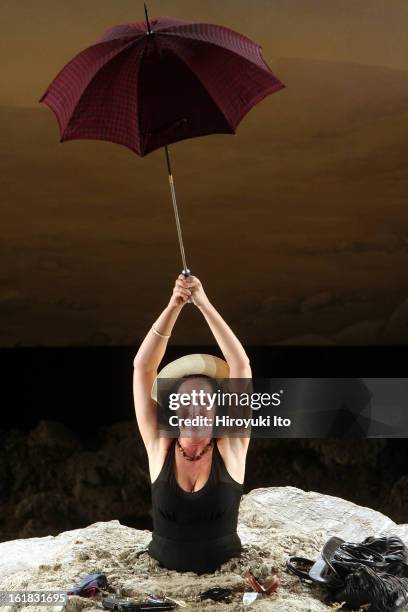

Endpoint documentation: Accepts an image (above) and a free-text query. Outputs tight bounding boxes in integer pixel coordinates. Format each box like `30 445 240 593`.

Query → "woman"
133 274 252 574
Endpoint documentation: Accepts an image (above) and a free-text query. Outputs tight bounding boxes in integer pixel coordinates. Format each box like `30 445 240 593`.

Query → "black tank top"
148 438 244 574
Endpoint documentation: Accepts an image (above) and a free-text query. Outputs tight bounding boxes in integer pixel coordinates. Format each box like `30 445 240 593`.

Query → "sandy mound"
0 486 407 611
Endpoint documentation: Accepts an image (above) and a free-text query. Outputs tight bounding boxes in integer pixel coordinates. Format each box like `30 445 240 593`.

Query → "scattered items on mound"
0 487 407 611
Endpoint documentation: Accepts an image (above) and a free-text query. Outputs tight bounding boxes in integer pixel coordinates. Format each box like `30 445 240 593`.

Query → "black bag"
287 535 408 611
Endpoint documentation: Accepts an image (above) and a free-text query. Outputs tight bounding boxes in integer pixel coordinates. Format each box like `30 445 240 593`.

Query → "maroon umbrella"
39 5 284 275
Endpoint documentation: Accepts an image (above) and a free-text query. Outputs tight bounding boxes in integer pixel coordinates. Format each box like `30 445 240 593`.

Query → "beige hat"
151 353 229 402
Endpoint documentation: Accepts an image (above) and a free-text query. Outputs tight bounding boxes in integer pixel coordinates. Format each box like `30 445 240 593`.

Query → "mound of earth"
0 486 407 611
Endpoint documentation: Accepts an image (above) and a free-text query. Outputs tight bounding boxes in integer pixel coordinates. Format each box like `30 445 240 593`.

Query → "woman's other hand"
169 274 192 308
187 275 209 308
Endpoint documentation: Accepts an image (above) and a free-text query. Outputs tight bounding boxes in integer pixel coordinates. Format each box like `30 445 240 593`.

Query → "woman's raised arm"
133 274 191 449
188 275 252 462
187 276 252 379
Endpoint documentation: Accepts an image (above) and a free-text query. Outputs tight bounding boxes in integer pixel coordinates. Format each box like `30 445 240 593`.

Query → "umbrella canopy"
39 10 284 275
39 15 284 156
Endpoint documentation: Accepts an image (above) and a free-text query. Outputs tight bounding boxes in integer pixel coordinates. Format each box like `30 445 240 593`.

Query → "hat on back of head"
151 353 229 403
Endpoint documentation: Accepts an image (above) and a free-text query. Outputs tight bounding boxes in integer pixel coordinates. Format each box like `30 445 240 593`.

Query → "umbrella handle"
181 268 192 303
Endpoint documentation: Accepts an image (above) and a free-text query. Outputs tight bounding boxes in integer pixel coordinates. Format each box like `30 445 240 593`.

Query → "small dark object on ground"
199 587 232 603
102 595 177 611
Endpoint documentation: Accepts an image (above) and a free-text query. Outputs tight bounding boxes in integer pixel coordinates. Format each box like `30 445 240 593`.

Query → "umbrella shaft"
168 172 188 273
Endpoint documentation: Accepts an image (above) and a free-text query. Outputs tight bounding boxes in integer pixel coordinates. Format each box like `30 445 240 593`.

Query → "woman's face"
174 377 216 438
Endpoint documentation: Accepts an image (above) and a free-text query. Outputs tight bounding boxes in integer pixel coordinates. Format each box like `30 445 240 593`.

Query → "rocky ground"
0 487 407 611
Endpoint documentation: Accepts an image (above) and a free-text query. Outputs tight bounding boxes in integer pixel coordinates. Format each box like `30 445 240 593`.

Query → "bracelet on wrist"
151 326 171 339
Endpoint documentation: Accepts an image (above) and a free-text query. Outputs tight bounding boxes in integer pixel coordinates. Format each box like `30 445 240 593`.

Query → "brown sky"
1 0 408 347
1 0 408 107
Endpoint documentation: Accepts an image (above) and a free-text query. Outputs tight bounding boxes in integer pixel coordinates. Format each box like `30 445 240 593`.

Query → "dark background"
2 345 408 429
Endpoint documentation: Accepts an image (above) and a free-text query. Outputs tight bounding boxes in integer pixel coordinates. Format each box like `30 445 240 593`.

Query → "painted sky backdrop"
2 0 408 106
1 1 408 347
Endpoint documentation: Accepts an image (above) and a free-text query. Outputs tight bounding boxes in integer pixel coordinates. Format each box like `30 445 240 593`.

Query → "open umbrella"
39 5 284 275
